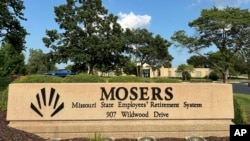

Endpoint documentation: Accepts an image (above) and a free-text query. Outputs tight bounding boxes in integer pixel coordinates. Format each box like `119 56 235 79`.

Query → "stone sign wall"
7 83 234 139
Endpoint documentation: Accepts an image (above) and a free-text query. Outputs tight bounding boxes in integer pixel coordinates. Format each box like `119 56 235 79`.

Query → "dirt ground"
0 110 230 141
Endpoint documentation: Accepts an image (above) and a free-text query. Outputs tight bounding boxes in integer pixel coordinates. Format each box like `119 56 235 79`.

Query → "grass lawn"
234 93 250 110
234 93 250 123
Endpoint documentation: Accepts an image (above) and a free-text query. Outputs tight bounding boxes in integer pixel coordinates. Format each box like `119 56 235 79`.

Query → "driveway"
232 82 250 94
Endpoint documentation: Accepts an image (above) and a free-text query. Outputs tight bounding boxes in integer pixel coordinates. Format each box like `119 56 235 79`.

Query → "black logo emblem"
30 88 64 117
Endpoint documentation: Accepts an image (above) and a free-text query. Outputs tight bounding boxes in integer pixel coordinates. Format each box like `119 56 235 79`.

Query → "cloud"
188 0 201 8
117 12 151 29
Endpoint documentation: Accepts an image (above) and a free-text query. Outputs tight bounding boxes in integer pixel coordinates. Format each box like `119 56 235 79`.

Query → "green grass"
234 93 250 111
233 93 250 124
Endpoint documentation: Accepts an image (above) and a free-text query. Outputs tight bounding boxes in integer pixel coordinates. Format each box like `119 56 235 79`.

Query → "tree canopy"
43 0 125 74
176 64 194 81
26 49 56 74
0 0 28 52
171 7 250 83
187 53 245 78
43 0 173 76
187 55 210 68
0 43 25 76
0 0 28 77
125 28 173 77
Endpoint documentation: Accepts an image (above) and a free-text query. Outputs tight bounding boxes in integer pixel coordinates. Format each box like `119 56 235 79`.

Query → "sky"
21 0 250 69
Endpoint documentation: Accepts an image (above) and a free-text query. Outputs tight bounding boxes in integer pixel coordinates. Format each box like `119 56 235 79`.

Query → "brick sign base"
7 83 234 139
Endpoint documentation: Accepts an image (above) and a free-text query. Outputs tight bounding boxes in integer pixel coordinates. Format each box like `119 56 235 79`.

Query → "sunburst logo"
30 88 64 117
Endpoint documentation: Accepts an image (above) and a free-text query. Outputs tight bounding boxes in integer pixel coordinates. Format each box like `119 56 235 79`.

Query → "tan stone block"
7 83 234 139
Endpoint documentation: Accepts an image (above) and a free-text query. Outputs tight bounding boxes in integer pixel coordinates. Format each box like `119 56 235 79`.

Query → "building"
96 63 212 78
142 64 212 78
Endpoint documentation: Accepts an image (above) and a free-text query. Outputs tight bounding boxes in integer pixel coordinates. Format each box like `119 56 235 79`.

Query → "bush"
209 71 219 81
88 133 105 141
153 77 180 83
108 76 151 83
190 79 212 82
0 77 13 91
62 74 106 83
182 71 191 81
0 88 8 110
233 97 248 124
13 75 63 83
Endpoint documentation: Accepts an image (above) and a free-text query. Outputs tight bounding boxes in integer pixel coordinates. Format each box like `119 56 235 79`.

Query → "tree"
237 48 250 78
125 28 154 77
122 56 137 75
0 43 25 76
26 49 56 74
126 28 172 77
0 0 28 52
148 35 173 77
0 0 28 77
69 63 88 73
187 55 210 68
176 64 194 81
208 51 240 77
43 0 125 74
171 7 250 83
188 52 246 78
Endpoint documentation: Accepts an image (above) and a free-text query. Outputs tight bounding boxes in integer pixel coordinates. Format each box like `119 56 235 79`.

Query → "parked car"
45 69 76 77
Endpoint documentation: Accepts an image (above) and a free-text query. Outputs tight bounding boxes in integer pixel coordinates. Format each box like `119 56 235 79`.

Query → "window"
168 71 172 77
195 71 201 77
206 71 210 76
175 72 182 77
158 70 161 77
143 69 150 78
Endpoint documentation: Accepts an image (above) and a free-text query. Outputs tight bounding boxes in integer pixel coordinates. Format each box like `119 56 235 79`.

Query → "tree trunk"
88 64 94 75
223 66 229 83
140 62 144 77
136 65 140 77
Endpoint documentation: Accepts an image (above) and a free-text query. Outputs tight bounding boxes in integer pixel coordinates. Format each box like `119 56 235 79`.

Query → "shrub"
88 133 105 141
114 68 122 76
233 97 248 124
13 75 63 83
189 79 212 82
0 88 8 110
182 71 191 81
108 76 151 83
209 71 219 81
0 77 13 91
62 74 106 83
153 77 180 83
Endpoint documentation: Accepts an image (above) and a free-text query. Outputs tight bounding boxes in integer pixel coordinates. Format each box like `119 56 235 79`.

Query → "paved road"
232 83 250 94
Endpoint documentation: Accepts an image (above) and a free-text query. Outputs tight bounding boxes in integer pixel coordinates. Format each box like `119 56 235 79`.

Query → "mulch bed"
0 110 44 141
0 109 229 141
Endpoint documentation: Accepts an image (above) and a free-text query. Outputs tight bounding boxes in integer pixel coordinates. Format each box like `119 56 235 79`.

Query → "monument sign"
7 83 234 139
